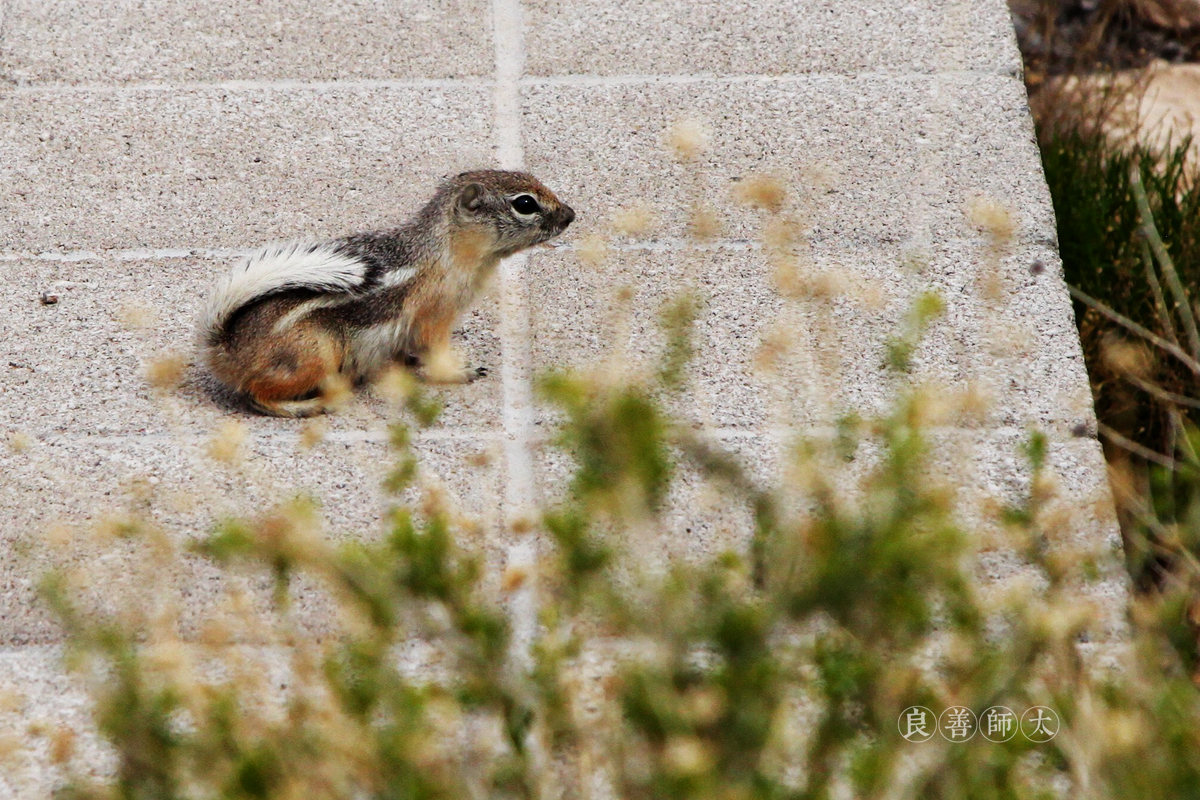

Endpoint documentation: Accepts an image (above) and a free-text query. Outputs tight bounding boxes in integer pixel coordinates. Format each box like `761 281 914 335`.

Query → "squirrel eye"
510 194 541 215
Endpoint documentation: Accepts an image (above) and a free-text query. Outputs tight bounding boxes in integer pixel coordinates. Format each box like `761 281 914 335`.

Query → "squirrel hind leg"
235 338 347 417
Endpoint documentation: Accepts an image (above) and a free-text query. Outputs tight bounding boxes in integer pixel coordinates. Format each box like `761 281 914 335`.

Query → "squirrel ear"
458 183 486 212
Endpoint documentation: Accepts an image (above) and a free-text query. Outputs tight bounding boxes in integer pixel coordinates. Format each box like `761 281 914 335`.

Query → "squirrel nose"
560 205 575 227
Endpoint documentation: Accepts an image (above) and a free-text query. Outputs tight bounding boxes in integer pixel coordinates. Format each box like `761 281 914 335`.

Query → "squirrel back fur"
200 170 574 417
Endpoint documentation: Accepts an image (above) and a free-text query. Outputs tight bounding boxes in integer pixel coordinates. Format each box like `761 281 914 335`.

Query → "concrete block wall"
0 0 1126 794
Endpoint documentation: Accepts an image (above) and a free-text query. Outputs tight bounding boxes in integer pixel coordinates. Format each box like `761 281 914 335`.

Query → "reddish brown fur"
243 352 327 402
209 315 345 415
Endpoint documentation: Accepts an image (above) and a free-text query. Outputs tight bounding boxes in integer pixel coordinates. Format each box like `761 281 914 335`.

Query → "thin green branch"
1131 167 1200 361
1141 237 1180 349
1171 408 1200 466
1068 284 1200 378
1098 422 1179 470
1122 373 1200 410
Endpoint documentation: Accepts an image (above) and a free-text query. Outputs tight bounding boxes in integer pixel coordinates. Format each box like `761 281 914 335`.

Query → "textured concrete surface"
523 0 1019 75
0 0 1126 795
0 87 495 249
1 0 493 83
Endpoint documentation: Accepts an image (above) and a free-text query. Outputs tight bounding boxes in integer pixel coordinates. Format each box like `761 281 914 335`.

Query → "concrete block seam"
19 426 1107 452
2 77 493 95
0 235 1062 264
0 69 1029 97
492 0 539 669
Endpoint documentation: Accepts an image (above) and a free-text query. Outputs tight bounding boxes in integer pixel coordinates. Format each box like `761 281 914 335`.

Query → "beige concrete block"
525 240 1093 433
924 75 1059 246
526 246 785 429
1 0 492 84
931 429 1129 644
0 646 107 799
532 429 780 573
524 0 1020 77
0 87 494 250
0 641 452 799
532 410 1125 644
909 242 1098 434
521 78 931 250
0 433 503 644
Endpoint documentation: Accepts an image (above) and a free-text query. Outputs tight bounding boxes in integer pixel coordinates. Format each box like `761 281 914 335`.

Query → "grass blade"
1122 373 1200 410
1068 284 1200 378
1131 167 1200 361
1141 237 1181 349
1098 422 1179 470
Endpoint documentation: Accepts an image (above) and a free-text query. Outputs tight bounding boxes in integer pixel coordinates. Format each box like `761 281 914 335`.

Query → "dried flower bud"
1101 337 1153 379
143 353 187 390
688 204 723 241
662 736 714 776
684 687 725 725
117 302 158 330
375 364 416 402
754 327 790 373
508 514 537 535
979 270 1005 303
966 196 1016 243
576 234 610 266
0 690 23 714
809 269 848 299
207 420 247 464
665 118 711 161
734 174 786 212
320 373 353 410
612 203 657 237
0 735 22 766
770 254 809 298
501 564 529 592
299 418 327 450
762 216 805 251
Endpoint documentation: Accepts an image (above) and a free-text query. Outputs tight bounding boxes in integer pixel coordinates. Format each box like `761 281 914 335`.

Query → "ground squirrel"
200 170 575 417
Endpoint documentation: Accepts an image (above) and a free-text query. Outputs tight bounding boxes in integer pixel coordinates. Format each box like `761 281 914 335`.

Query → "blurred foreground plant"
30 158 1200 800
36 306 1200 800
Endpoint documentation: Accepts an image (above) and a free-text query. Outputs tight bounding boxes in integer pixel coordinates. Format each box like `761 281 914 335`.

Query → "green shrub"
33 287 1200 800
26 126 1200 799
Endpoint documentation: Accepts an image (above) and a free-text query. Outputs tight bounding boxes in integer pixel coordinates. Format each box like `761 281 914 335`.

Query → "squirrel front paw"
425 363 486 384
420 345 487 384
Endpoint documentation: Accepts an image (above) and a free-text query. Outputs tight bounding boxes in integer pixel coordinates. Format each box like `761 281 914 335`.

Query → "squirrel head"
445 170 575 257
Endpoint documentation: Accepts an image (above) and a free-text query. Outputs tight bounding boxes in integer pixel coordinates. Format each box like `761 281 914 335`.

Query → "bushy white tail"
200 241 368 344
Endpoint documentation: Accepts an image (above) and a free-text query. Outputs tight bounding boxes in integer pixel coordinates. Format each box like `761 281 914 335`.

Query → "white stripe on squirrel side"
199 241 369 342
